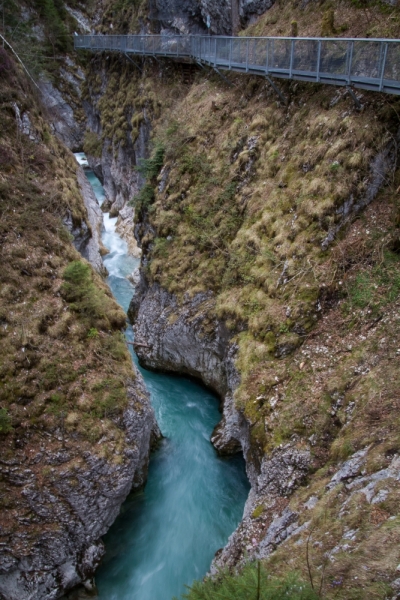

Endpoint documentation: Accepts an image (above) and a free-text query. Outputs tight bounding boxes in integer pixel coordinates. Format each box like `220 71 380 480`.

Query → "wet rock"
84 85 149 255
211 442 310 569
128 277 256 484
116 205 142 258
127 267 141 285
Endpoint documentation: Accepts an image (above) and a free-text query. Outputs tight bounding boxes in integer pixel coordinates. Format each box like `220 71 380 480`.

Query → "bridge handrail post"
265 39 269 74
316 39 321 82
246 38 249 72
289 39 294 78
214 37 217 66
229 37 233 69
379 42 389 92
347 40 354 85
191 35 195 59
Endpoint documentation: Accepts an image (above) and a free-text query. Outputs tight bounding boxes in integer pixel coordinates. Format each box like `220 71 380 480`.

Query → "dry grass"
82 3 400 593
243 0 400 40
0 54 140 543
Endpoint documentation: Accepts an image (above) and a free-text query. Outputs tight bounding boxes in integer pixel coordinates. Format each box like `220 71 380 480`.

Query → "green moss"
252 504 265 519
0 408 12 434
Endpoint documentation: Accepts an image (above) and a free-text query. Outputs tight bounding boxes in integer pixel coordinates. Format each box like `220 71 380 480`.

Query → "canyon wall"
0 46 160 600
83 12 400 590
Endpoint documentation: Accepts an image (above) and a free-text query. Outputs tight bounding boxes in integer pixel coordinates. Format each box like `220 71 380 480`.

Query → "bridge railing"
191 35 400 94
74 34 192 57
74 34 400 95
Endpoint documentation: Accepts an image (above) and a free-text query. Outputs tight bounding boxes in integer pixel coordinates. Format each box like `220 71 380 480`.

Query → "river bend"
75 154 249 600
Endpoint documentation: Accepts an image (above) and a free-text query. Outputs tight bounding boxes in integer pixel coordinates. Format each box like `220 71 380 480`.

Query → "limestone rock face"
151 0 276 35
240 0 275 23
128 271 314 569
83 81 148 257
64 165 107 275
116 205 142 258
40 78 84 152
0 376 160 600
211 442 311 570
151 0 206 34
129 282 230 395
128 277 257 485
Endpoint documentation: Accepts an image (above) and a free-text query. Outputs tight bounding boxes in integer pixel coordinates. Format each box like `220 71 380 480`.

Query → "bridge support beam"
124 53 142 73
346 86 363 110
265 76 287 105
211 66 233 87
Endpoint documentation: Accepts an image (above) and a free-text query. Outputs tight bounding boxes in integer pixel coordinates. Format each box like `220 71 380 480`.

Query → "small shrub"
0 408 12 434
136 143 165 181
132 144 165 212
0 48 12 74
83 130 102 158
321 8 336 37
131 183 155 211
61 260 125 330
179 562 318 600
252 504 265 519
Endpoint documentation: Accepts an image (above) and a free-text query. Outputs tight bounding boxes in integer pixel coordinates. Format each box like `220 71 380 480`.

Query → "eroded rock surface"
0 375 160 600
63 165 107 274
128 273 314 569
40 79 84 152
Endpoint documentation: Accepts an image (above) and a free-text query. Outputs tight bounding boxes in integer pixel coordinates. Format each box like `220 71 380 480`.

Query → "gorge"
81 159 249 600
1 0 400 599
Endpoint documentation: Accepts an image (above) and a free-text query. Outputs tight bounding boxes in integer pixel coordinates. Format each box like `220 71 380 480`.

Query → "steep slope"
80 1 400 596
0 0 94 151
0 50 159 600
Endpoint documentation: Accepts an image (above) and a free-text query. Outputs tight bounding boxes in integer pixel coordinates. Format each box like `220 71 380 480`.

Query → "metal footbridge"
74 34 400 96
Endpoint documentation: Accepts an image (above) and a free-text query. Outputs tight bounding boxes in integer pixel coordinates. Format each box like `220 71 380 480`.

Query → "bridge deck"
74 34 400 96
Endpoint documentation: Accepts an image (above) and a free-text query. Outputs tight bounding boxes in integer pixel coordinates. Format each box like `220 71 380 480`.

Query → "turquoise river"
75 154 249 600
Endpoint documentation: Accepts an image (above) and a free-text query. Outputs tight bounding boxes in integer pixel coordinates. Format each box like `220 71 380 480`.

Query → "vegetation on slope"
81 1 400 597
179 562 317 600
0 49 140 546
243 0 400 39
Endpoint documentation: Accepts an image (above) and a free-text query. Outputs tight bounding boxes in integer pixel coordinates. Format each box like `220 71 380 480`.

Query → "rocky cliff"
3 0 400 596
0 45 160 600
83 1 400 590
0 377 159 600
95 0 275 35
81 56 152 256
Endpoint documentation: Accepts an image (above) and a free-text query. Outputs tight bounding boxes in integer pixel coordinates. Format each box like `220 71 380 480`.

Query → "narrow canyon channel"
74 154 250 600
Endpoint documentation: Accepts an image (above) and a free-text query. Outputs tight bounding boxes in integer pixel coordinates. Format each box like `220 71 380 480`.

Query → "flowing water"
75 154 249 600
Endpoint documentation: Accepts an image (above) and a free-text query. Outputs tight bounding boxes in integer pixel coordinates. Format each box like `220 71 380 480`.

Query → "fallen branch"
0 34 40 90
